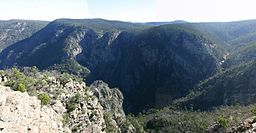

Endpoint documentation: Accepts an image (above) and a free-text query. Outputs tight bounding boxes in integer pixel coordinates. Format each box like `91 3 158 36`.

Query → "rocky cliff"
0 68 135 133
0 85 70 133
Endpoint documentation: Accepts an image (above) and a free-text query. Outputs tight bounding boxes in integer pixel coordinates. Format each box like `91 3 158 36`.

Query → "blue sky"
88 0 155 22
0 0 89 21
0 0 256 22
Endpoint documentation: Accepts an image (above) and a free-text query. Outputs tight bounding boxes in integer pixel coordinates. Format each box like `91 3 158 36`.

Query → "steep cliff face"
90 81 136 132
0 20 48 51
83 26 223 112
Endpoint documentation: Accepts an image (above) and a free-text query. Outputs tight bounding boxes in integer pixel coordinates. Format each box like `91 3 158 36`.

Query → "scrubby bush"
16 83 27 92
59 73 72 85
250 107 256 115
104 112 117 132
126 114 145 133
38 93 51 105
62 113 69 126
5 67 37 94
66 93 81 113
132 104 256 132
66 102 76 113
217 116 229 128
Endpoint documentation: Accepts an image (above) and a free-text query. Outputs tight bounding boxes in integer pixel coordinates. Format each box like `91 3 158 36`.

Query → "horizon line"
2 18 256 24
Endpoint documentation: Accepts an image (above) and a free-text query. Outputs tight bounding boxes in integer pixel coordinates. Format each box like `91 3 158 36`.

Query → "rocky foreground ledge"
0 68 136 133
207 116 256 133
0 85 69 132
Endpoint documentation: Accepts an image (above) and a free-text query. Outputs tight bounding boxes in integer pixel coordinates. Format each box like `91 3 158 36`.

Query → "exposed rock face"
91 80 124 114
0 85 70 133
0 68 135 133
90 81 135 133
60 79 106 132
57 79 135 133
84 28 221 113
228 116 256 133
206 116 256 133
206 124 226 133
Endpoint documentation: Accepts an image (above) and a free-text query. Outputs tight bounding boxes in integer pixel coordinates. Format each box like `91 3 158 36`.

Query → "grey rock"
0 85 70 133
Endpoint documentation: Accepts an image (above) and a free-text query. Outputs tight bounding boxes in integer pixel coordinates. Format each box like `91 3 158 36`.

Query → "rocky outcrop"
206 116 256 133
90 81 135 133
91 81 124 114
60 79 106 132
0 85 70 133
228 116 256 133
0 68 135 133
206 124 226 133
56 79 135 133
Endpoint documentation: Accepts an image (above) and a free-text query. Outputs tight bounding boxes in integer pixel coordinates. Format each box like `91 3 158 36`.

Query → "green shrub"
66 102 76 113
16 83 27 92
126 114 145 133
104 112 117 132
38 93 51 105
59 73 71 85
217 116 229 128
66 93 81 113
11 67 25 79
62 113 69 126
250 107 256 115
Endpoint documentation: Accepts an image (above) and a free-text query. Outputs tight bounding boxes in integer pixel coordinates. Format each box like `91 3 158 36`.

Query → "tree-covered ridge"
129 104 256 133
172 61 256 111
0 20 48 51
53 18 150 35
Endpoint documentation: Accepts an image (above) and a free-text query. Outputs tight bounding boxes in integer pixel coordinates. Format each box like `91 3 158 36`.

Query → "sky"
0 0 256 22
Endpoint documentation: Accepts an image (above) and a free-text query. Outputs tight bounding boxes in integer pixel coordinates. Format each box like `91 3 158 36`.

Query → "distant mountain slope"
222 42 256 68
144 20 188 26
170 20 256 70
0 20 48 51
0 19 149 69
0 19 224 113
175 61 256 110
53 18 150 34
184 20 256 51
